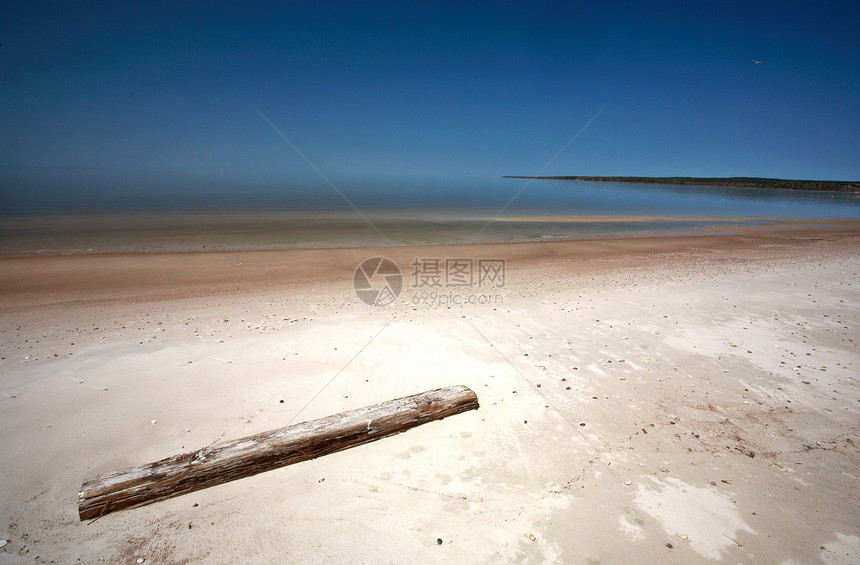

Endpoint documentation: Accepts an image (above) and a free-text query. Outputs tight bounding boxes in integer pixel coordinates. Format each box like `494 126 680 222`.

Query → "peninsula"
503 176 860 192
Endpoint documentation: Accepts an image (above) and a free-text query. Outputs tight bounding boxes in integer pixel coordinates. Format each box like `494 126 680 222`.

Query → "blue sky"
2 0 858 197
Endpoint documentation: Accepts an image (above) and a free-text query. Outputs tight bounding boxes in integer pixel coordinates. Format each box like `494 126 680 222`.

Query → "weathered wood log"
78 385 478 520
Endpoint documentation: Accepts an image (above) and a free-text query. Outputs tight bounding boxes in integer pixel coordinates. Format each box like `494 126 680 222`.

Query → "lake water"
1 175 857 253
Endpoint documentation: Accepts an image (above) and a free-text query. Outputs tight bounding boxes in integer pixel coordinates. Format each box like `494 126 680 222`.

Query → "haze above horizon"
1 1 858 206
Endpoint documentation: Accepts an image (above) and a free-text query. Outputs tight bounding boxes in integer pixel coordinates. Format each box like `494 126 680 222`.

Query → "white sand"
0 230 858 563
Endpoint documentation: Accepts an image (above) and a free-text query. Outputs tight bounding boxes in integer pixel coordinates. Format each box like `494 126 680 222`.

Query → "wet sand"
1 223 859 563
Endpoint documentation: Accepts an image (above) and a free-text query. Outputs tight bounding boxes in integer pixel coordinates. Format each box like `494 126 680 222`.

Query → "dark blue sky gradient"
2 0 858 200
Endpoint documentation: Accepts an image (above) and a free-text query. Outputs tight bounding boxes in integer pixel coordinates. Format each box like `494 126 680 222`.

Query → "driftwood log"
78 385 478 520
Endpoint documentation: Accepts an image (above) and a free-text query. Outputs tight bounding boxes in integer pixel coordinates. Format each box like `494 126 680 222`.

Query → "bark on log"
78 385 478 520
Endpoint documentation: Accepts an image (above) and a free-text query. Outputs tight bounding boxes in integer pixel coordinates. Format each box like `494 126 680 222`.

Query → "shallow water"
1 175 857 253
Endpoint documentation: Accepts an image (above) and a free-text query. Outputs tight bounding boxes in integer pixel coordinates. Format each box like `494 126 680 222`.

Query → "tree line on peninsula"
503 176 859 193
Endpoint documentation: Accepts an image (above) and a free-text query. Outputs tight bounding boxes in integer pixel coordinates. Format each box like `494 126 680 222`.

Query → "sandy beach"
1 223 859 563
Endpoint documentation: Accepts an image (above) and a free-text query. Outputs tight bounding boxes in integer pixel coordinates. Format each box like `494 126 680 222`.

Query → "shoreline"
2 222 859 310
3 213 858 256
2 217 858 256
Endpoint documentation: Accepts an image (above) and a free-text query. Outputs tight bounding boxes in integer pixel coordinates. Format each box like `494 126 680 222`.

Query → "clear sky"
2 0 858 199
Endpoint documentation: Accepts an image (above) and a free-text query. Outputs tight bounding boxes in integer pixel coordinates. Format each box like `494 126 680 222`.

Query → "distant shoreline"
503 176 860 193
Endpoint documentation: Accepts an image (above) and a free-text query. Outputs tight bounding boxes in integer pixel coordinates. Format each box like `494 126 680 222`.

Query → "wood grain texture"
78 385 479 520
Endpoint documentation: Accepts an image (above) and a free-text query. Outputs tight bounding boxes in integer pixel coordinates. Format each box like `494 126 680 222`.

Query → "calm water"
1 175 858 253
